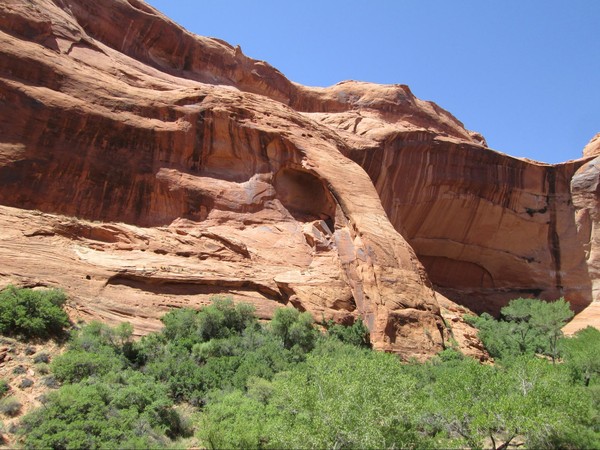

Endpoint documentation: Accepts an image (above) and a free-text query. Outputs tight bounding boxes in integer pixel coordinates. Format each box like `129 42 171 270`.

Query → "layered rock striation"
0 0 453 359
0 0 596 358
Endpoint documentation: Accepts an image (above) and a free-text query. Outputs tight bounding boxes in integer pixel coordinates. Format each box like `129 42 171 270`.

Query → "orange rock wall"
0 0 454 359
348 132 593 314
0 0 596 358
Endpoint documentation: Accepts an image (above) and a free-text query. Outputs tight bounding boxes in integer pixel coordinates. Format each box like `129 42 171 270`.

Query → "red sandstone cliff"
0 0 596 357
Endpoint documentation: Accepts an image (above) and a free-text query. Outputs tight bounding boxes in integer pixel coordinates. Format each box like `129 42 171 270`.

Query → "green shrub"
467 298 574 361
160 297 258 348
21 370 183 449
51 349 125 383
0 285 70 339
561 326 600 386
326 318 371 348
270 308 318 352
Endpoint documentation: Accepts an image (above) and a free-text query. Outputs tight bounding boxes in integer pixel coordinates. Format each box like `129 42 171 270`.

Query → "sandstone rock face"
583 133 600 158
346 135 592 315
0 0 454 359
0 0 595 360
567 153 600 333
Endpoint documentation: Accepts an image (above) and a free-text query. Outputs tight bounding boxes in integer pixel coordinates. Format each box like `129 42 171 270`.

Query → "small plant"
19 378 33 389
0 396 21 417
33 352 50 364
0 380 9 398
35 363 50 375
12 365 26 375
41 376 59 389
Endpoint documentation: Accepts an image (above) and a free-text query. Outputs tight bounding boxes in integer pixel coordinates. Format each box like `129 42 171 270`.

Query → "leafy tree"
467 298 574 361
500 298 543 355
270 342 430 448
416 355 598 449
529 298 574 362
0 285 69 339
269 308 318 353
464 313 514 359
21 370 184 449
561 326 600 386
326 318 371 348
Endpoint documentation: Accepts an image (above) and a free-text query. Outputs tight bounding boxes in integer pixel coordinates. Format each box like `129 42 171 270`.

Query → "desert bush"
51 349 125 384
21 370 183 449
270 307 318 352
326 318 371 348
0 396 21 417
33 352 50 364
19 378 33 389
35 363 50 375
41 375 60 389
0 285 69 339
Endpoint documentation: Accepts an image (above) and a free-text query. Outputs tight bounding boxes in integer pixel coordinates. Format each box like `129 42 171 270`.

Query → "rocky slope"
0 0 596 358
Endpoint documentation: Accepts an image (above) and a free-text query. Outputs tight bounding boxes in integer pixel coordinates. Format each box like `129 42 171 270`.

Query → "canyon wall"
0 0 453 359
347 133 592 315
0 0 596 358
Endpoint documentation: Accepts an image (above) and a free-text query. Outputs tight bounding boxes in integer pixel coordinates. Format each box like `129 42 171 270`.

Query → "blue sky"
145 1 599 164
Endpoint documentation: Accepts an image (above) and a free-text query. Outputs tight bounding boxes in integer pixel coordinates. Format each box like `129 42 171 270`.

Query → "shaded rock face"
0 0 595 358
347 134 592 315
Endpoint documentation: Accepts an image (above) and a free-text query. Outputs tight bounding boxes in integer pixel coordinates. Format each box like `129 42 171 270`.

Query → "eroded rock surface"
0 0 596 359
0 0 456 359
346 134 592 315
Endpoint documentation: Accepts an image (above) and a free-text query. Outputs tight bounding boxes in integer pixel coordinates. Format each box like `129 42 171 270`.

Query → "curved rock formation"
0 0 596 359
346 133 592 315
0 0 456 359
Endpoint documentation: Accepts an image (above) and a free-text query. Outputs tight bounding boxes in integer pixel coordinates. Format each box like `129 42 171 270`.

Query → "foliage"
561 326 600 386
160 297 258 349
0 285 70 339
413 355 598 449
325 318 371 348
0 380 8 398
141 321 295 403
503 297 573 362
199 390 267 449
199 339 431 449
269 307 318 353
466 297 574 361
21 370 185 449
18 293 599 449
51 349 125 384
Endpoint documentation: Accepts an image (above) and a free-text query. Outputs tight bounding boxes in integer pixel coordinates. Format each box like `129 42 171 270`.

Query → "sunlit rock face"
0 0 453 360
0 0 596 359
